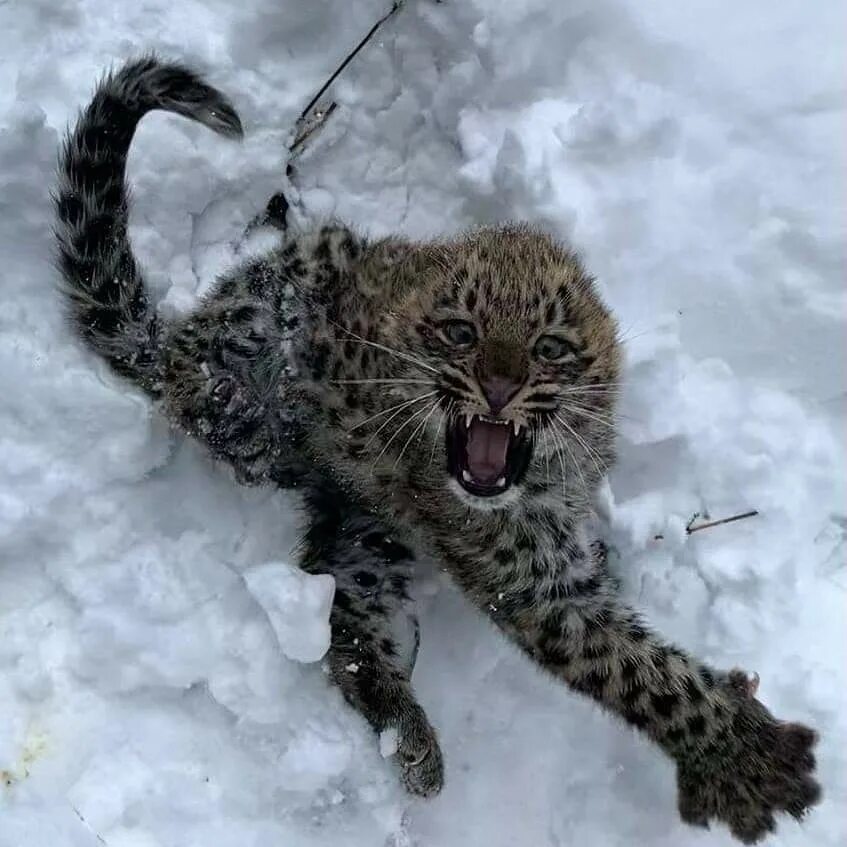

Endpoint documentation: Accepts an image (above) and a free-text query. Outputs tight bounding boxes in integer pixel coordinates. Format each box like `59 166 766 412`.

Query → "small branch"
71 805 108 845
687 510 759 535
652 509 760 541
290 102 338 156
289 1 404 155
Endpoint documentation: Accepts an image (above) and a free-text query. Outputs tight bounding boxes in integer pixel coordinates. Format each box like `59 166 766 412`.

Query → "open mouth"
446 414 532 497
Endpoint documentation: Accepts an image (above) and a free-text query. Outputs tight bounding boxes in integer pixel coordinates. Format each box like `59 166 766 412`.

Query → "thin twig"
687 510 759 535
289 1 404 154
71 805 108 845
290 102 338 155
653 509 760 541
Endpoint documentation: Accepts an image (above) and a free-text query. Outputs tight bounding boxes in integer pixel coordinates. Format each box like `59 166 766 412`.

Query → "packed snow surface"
0 1 844 845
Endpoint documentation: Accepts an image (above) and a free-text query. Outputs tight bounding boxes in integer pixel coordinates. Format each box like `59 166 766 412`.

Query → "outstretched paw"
394 708 444 798
676 670 821 844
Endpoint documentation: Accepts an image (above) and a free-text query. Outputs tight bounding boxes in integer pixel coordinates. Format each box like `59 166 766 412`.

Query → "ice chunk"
243 562 334 663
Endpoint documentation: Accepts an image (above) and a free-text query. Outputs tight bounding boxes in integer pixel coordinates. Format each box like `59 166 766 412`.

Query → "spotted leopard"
54 57 820 842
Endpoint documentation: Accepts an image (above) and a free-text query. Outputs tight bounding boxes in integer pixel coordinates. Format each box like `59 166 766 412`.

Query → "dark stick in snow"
289 1 405 155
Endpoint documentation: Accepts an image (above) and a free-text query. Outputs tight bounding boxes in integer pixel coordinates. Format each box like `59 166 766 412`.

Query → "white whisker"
332 378 433 385
557 384 624 395
394 400 439 469
541 425 551 485
428 400 452 467
348 391 437 433
554 414 606 480
559 403 617 430
330 321 438 374
371 403 435 468
547 425 571 498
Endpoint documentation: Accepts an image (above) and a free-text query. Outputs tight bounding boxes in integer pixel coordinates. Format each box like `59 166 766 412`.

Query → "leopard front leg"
162 291 306 487
480 546 820 843
300 479 444 797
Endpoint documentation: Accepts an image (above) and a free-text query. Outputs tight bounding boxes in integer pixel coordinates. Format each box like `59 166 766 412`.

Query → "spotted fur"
55 58 820 842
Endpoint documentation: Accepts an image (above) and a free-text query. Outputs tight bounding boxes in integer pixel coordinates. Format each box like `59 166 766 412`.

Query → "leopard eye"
534 334 572 361
440 319 477 348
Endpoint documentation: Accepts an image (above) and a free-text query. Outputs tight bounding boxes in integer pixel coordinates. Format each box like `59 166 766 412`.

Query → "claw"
402 743 431 768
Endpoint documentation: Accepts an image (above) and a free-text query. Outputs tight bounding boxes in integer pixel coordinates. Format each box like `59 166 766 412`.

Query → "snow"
243 563 335 664
0 0 844 845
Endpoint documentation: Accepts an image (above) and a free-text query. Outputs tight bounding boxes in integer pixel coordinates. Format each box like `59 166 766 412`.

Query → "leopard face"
333 225 621 512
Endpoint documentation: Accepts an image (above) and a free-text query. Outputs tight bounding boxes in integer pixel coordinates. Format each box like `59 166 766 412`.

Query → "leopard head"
337 225 621 512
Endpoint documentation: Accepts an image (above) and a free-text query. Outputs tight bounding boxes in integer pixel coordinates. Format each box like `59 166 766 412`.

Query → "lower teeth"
460 469 508 490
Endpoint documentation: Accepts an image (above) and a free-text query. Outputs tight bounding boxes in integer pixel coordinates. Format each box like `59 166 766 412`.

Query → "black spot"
666 726 684 745
313 238 331 261
515 528 535 552
684 676 705 705
687 714 707 737
621 655 640 683
287 258 306 279
493 548 511 566
651 691 679 719
524 391 553 406
651 646 669 671
339 232 358 258
540 641 571 667
623 707 649 729
440 371 471 394
621 680 644 708
465 288 477 311
545 302 557 324
308 341 331 380
582 640 610 661
354 571 378 588
573 668 608 700
501 586 537 615
380 638 396 656
572 576 601 596
334 590 352 610
540 609 566 638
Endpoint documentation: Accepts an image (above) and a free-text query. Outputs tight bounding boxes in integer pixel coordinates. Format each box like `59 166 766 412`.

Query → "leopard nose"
481 376 522 414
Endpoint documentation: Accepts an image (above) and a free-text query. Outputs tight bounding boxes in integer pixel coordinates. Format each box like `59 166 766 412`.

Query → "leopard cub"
55 57 820 841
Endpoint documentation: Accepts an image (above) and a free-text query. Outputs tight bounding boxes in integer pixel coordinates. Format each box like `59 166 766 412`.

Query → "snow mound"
0 0 843 845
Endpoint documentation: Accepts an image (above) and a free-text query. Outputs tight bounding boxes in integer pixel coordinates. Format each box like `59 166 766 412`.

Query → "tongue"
466 419 511 484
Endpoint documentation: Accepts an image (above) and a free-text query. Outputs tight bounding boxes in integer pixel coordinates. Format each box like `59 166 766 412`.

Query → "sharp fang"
496 476 507 487
462 470 472 482
465 414 474 429
513 421 521 436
